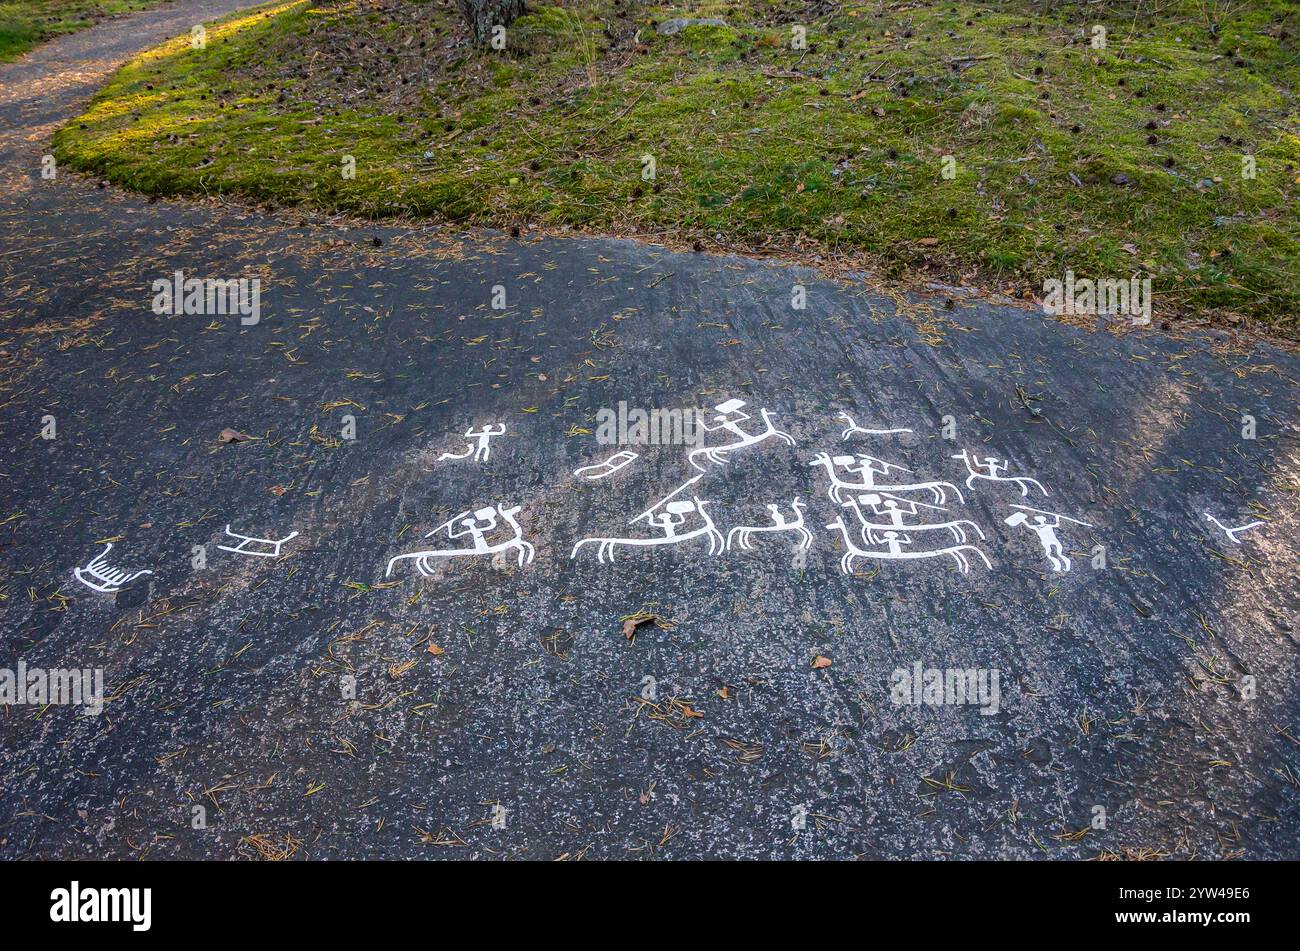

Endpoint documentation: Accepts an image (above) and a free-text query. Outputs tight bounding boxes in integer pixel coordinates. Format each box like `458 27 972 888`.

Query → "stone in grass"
656 17 728 36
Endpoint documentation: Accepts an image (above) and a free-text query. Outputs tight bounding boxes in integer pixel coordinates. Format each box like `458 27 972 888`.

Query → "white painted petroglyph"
1204 513 1264 545
951 449 1047 497
1004 505 1092 572
571 476 724 563
839 412 912 440
688 398 794 471
844 492 986 545
726 498 814 552
575 401 796 563
386 503 534 576
73 543 153 594
439 424 506 463
573 450 639 481
810 452 964 505
808 446 992 573
217 526 299 559
825 516 992 574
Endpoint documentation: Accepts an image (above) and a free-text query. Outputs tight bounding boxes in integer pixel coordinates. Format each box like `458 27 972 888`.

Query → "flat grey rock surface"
0 0 1296 860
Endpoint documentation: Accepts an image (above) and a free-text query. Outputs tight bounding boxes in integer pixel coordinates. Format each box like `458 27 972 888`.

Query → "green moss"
52 0 1300 333
513 5 576 35
680 24 739 53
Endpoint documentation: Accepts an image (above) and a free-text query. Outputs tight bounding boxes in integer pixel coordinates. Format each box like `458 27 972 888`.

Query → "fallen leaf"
917 237 939 246
620 610 677 642
623 616 652 640
680 704 703 718
427 643 444 655
812 655 833 669
269 485 288 497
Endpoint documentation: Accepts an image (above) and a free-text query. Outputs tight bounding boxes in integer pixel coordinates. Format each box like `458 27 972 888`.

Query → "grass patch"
53 0 1300 335
0 0 170 61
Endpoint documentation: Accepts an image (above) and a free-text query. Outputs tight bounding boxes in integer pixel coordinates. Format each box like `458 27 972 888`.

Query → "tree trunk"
457 0 527 43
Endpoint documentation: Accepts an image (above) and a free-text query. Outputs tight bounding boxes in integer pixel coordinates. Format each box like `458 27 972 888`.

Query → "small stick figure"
1004 505 1092 572
440 423 506 463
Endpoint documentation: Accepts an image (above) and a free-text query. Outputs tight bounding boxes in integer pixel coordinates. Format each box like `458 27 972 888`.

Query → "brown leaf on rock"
620 610 676 642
